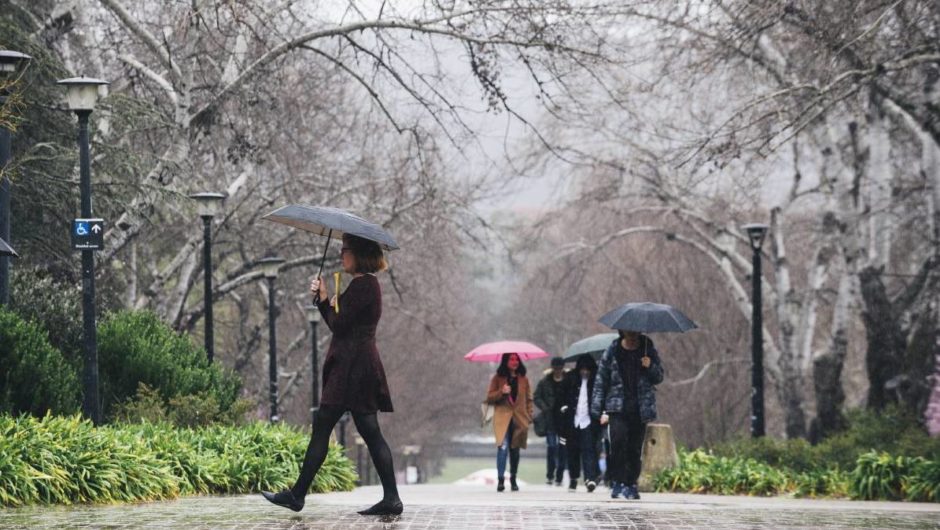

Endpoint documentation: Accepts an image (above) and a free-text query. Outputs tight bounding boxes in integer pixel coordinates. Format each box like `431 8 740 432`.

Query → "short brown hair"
343 233 388 273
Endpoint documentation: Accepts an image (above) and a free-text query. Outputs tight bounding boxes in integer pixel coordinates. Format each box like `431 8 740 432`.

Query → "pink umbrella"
464 341 550 362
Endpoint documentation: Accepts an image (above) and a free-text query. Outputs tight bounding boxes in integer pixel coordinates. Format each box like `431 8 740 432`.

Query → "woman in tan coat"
485 352 534 492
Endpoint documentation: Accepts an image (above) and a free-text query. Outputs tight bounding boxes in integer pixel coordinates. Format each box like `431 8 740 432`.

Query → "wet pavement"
1 484 938 529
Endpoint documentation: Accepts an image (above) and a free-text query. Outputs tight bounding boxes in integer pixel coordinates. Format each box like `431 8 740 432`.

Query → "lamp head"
0 50 31 76
57 76 109 111
189 192 226 218
742 223 769 251
257 256 286 279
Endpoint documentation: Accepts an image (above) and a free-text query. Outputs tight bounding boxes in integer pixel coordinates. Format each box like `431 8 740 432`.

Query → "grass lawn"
429 457 549 485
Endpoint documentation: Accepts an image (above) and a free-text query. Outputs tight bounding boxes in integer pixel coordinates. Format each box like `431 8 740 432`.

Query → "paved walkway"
1 484 939 529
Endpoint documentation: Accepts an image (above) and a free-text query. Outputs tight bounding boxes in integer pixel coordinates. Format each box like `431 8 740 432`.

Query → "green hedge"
0 415 356 507
710 408 940 472
654 449 938 501
0 308 79 416
97 310 242 420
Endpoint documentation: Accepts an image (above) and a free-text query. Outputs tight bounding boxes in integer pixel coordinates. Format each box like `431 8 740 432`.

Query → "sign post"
71 218 105 250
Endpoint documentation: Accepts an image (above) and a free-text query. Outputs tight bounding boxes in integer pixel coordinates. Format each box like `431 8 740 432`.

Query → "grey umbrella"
564 333 619 361
599 302 697 333
0 237 18 258
263 204 399 276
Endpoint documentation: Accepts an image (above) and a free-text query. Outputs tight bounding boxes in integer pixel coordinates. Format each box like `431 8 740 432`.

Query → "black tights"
291 405 399 502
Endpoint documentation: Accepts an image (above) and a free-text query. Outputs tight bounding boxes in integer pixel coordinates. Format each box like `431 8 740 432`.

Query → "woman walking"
485 352 533 492
262 234 402 515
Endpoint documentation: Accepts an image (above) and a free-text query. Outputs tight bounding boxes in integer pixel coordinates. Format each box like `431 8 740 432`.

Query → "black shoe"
262 490 304 512
510 476 519 491
554 480 562 487
586 480 597 493
568 479 577 492
624 484 640 500
497 478 505 492
546 479 553 485
358 499 404 516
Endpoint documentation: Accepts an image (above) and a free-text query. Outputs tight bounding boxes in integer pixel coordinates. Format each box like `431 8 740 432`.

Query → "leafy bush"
114 383 255 427
711 436 822 473
0 308 79 416
905 458 940 503
654 449 790 496
9 269 84 366
97 310 242 420
849 452 917 501
0 414 356 506
792 468 850 498
711 407 940 472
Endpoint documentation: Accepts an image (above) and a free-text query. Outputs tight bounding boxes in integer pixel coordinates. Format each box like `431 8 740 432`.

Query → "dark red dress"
317 274 393 413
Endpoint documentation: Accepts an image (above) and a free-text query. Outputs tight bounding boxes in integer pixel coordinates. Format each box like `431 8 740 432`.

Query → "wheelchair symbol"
75 223 89 236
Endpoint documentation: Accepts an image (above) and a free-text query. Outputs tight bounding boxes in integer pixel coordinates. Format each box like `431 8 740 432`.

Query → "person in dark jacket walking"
591 331 664 500
534 357 567 485
262 234 402 516
561 354 600 492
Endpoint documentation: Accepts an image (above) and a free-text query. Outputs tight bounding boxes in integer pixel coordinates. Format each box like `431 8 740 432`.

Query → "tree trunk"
810 269 852 442
859 266 906 409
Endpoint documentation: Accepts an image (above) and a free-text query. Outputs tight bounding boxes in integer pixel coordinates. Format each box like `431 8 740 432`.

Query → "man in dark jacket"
591 331 664 500
560 354 600 492
533 356 567 485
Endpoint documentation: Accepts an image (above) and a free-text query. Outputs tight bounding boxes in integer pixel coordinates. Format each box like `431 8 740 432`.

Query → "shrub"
820 407 940 465
711 436 822 473
905 458 940 503
0 414 356 506
114 383 255 427
653 449 789 496
710 407 940 473
849 452 920 501
0 308 79 416
793 468 850 498
97 310 241 419
8 268 84 367
111 383 167 424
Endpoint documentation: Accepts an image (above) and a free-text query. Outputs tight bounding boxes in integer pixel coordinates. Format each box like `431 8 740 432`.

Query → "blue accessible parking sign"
71 218 105 250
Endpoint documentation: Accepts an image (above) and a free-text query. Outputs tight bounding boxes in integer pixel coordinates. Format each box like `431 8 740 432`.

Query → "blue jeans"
567 425 599 482
496 421 520 479
545 431 566 482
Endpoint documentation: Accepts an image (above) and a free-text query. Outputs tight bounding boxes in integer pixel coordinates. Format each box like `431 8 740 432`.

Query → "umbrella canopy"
263 204 399 277
464 341 549 363
563 333 619 361
263 204 399 250
599 302 697 333
0 237 18 258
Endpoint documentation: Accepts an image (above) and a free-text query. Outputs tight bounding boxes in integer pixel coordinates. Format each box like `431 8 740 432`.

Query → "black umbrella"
262 204 399 277
563 333 619 361
599 302 697 333
0 237 17 258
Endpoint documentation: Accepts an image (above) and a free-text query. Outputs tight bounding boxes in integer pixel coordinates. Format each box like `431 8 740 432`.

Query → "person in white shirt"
559 354 600 492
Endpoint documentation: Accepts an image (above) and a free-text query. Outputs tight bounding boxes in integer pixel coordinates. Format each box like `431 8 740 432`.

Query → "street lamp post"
190 192 225 363
59 75 109 426
743 223 769 438
258 256 285 422
338 412 349 448
0 50 32 306
305 304 321 425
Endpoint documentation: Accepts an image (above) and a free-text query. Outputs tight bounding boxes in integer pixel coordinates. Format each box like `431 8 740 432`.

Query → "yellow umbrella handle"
333 272 341 313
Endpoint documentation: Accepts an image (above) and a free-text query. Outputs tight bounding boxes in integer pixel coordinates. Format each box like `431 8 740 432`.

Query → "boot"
497 477 505 492
261 490 304 512
357 498 404 516
510 476 519 491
